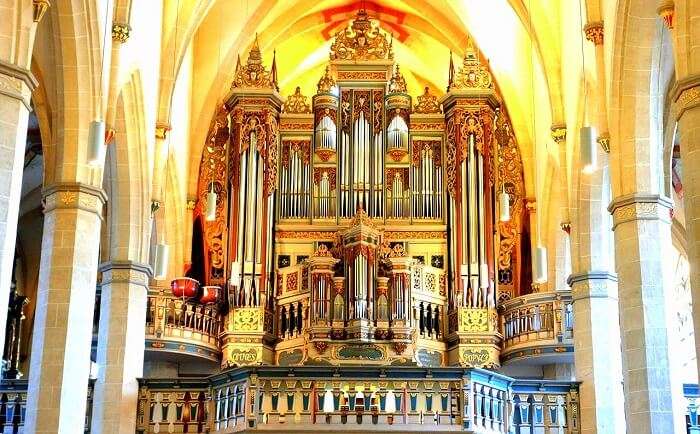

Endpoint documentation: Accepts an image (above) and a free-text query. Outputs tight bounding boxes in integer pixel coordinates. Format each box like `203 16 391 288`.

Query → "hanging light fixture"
498 188 510 221
533 245 547 283
578 0 597 174
580 125 597 174
206 182 217 221
154 243 170 279
87 120 106 166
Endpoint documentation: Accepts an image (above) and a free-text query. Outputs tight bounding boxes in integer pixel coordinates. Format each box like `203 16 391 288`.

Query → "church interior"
0 0 699 432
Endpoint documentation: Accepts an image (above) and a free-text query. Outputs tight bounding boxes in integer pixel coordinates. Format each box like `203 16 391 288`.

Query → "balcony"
0 378 94 432
499 291 574 365
145 290 222 363
136 366 581 433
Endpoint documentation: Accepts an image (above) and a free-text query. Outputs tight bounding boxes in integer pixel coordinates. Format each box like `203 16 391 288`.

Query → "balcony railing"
0 379 94 433
499 290 574 364
136 366 581 433
145 291 222 362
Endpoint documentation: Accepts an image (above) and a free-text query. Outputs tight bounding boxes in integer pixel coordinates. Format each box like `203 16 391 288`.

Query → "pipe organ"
194 10 526 370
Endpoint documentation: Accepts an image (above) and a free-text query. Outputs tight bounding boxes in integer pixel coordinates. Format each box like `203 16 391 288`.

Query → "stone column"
0 61 37 364
568 148 625 433
609 193 683 433
25 183 106 433
568 272 625 433
91 261 151 434
672 77 700 385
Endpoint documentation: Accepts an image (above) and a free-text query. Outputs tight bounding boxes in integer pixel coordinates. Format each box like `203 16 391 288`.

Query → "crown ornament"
388 65 407 94
317 66 336 94
448 37 493 91
283 87 311 113
231 34 277 90
413 87 441 114
329 9 393 61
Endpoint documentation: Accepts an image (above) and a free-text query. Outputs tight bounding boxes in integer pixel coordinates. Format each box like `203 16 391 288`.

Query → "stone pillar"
0 62 37 364
91 261 151 434
672 77 700 386
568 272 625 433
609 193 684 433
25 183 106 433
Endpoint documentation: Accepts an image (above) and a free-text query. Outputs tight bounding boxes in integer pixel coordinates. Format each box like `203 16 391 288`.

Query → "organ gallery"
191 10 527 369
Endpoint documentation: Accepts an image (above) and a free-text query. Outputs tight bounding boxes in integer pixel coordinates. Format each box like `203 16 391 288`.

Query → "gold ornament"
112 23 131 43
550 126 566 144
584 22 604 45
388 65 407 94
597 133 610 153
317 66 336 94
329 9 393 61
413 87 441 114
231 35 276 90
449 38 493 90
283 86 311 114
33 0 50 23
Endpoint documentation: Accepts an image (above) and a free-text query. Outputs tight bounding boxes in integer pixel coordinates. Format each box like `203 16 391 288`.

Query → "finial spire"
448 51 455 91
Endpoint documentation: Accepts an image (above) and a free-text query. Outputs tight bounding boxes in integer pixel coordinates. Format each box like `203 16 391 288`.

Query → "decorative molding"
550 125 566 144
567 271 618 301
155 123 171 140
42 182 107 216
607 194 672 229
583 21 604 45
0 59 38 109
98 261 152 289
112 23 131 43
33 0 50 23
657 1 675 30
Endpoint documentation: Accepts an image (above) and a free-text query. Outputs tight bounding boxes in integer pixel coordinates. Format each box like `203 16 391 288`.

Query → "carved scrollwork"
329 9 393 61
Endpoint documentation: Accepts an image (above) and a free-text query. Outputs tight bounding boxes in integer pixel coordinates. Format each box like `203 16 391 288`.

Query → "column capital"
155 122 171 140
42 182 107 217
98 261 152 289
0 59 38 110
583 21 604 45
657 1 674 30
607 193 672 230
550 124 567 144
671 74 700 119
111 23 131 43
567 271 618 301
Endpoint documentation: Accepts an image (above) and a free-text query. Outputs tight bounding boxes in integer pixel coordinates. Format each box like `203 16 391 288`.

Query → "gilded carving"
458 308 489 332
329 9 393 61
317 66 336 94
583 22 604 45
33 0 50 23
413 87 441 114
233 308 264 332
597 133 610 153
112 23 131 43
283 87 311 114
231 35 277 90
388 65 407 94
448 39 493 90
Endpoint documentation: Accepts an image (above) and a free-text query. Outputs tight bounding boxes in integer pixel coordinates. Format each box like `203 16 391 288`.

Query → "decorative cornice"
583 22 604 45
567 271 618 301
597 133 610 153
33 0 50 23
42 182 107 216
657 1 675 30
98 260 152 289
550 125 566 144
608 193 672 229
671 75 700 119
112 23 131 43
155 123 171 140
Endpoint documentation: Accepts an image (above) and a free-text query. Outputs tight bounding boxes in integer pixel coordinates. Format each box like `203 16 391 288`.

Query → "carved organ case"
195 10 526 370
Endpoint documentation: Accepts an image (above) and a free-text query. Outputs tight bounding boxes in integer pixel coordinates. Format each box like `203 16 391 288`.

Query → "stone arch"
103 72 151 263
608 0 667 196
46 0 106 185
